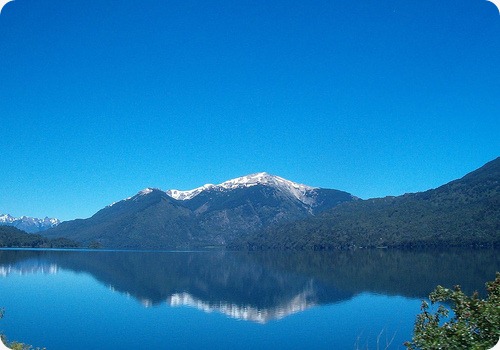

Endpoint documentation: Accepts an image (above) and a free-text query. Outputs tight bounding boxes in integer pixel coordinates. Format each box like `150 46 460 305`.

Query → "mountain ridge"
167 172 318 204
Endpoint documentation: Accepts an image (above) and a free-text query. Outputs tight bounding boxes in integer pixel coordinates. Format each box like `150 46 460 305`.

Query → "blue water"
0 249 498 349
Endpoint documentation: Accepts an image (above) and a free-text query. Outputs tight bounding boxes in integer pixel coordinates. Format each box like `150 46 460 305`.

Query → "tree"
405 272 500 350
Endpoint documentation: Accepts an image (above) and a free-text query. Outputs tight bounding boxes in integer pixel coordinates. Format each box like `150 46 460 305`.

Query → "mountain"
0 214 60 233
44 173 355 249
167 173 355 242
234 157 500 250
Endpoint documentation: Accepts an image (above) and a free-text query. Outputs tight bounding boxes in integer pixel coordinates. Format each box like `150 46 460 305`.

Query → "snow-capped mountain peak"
166 172 317 203
0 214 15 223
45 173 356 249
219 172 315 191
138 188 155 196
0 213 61 233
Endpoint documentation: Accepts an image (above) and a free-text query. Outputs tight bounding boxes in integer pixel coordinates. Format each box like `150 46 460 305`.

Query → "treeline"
0 225 79 248
231 157 500 250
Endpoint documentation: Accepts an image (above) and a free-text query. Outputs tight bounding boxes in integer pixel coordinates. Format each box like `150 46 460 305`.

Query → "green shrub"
405 272 500 350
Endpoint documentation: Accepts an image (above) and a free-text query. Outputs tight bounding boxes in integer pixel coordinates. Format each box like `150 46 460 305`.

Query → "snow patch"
166 172 317 204
167 184 215 201
138 188 154 196
0 214 15 223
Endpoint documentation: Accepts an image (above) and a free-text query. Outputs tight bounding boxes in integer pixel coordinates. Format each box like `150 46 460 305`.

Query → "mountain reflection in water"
0 248 498 323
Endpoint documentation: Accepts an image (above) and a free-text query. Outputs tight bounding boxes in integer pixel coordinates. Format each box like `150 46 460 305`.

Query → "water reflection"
0 256 59 276
167 279 318 323
0 248 498 323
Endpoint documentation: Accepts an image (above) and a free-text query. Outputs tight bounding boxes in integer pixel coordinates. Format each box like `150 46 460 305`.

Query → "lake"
0 248 498 349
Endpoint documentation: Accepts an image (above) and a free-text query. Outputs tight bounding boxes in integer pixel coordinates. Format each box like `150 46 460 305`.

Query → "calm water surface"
0 248 498 349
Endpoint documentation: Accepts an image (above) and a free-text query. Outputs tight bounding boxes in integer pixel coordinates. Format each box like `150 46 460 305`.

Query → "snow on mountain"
138 188 155 196
167 184 216 201
0 214 61 233
0 214 15 223
167 172 317 204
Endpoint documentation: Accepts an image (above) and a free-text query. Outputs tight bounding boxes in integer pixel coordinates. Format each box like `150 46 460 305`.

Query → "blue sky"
0 0 499 220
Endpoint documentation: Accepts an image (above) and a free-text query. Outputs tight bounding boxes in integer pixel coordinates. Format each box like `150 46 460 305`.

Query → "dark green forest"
0 226 79 248
232 157 500 250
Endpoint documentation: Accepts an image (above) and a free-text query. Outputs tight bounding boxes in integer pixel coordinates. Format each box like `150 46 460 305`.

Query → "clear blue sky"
1 0 499 220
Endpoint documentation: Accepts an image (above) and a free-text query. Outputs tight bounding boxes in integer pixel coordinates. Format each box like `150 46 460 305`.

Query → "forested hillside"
0 226 79 248
233 157 500 250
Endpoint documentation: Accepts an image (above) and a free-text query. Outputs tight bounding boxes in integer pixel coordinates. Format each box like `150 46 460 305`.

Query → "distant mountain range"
44 173 355 249
0 214 60 233
233 157 500 250
5 158 499 250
